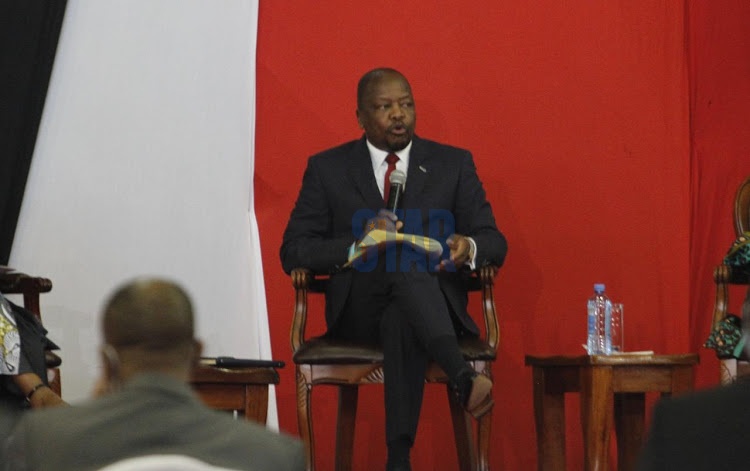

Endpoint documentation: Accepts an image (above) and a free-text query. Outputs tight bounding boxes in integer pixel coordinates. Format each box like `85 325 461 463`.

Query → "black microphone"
386 169 406 212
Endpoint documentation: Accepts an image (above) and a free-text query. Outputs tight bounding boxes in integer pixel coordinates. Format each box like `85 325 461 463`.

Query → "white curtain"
9 0 275 426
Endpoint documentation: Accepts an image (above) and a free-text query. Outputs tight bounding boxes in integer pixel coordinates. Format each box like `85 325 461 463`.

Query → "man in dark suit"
281 67 507 470
635 287 750 471
5 278 304 471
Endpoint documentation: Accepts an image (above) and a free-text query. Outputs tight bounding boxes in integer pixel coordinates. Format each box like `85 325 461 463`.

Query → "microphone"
386 169 406 212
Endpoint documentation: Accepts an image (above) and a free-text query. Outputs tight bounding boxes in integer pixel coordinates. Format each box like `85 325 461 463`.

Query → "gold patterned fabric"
0 294 21 375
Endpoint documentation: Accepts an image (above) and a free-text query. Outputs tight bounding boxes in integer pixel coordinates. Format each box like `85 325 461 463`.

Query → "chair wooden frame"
712 176 750 383
0 268 61 395
290 266 500 471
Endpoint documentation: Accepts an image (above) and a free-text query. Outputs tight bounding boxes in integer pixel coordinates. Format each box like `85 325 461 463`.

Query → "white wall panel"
9 0 275 426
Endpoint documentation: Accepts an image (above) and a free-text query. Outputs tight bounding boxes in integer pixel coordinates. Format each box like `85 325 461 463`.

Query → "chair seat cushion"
293 335 496 365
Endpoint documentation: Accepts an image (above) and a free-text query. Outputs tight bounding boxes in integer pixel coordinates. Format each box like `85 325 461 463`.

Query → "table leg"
614 392 645 471
244 384 269 423
580 366 613 471
532 367 566 471
669 365 695 396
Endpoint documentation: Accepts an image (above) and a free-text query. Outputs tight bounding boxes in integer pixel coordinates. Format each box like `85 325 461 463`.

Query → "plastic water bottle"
586 283 612 355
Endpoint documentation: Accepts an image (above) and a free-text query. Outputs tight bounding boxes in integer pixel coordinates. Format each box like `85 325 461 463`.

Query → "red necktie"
383 153 399 206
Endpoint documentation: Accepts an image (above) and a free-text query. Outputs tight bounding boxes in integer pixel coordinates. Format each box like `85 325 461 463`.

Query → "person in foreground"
5 278 304 471
635 287 750 471
281 67 507 470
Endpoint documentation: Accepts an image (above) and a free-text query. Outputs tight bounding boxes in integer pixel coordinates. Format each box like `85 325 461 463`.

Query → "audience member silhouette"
636 287 750 471
5 278 304 471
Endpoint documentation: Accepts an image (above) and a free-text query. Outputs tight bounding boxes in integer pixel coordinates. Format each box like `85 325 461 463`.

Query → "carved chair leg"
447 384 476 471
335 385 359 471
476 364 493 471
476 407 493 471
296 368 315 471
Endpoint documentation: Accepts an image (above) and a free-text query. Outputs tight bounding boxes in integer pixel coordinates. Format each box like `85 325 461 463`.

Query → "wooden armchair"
290 266 500 471
0 267 61 395
712 176 750 383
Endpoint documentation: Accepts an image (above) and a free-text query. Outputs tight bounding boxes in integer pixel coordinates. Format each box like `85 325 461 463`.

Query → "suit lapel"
345 136 432 210
346 137 384 210
404 136 429 207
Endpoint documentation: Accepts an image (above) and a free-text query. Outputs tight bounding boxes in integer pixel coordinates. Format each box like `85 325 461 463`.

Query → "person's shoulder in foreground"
12 388 304 471
637 289 750 471
5 277 304 471
635 378 750 471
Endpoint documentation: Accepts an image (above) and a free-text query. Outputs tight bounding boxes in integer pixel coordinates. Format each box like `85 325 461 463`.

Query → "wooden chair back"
734 175 750 235
712 176 750 383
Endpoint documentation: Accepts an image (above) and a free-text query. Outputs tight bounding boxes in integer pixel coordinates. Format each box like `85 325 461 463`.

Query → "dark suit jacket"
7 374 304 471
636 379 750 471
281 135 507 334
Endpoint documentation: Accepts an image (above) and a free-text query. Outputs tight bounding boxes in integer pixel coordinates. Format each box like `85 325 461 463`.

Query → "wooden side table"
524 353 699 471
190 365 280 424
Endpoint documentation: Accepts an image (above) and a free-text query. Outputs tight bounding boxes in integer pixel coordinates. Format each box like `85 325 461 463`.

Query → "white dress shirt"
367 140 411 199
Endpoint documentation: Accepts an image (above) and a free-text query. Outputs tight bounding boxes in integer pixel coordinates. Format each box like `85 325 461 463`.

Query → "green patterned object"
724 231 750 269
704 314 746 359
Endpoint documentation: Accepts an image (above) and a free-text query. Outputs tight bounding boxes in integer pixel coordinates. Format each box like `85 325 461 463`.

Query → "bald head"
356 67 412 111
102 278 198 375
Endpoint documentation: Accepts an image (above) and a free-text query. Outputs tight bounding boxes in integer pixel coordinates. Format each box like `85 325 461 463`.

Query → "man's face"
356 74 416 152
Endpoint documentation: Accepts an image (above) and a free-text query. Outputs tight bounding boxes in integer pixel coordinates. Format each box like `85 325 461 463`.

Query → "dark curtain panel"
0 1 67 265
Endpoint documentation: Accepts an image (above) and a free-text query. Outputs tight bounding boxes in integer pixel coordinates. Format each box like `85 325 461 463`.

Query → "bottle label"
587 294 612 355
586 301 597 354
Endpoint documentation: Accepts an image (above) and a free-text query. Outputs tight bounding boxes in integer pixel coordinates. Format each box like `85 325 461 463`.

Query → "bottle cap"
594 283 605 292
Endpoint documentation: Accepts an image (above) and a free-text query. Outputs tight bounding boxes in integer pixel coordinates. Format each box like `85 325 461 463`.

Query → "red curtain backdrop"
256 1 750 469
689 1 750 390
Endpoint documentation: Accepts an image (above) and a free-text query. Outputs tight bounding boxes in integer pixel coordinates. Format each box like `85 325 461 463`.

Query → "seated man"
281 67 507 470
5 278 304 471
635 286 750 471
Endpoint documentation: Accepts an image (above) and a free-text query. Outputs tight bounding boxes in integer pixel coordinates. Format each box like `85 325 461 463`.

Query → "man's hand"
364 209 403 235
435 234 472 272
13 373 68 408
347 210 404 266
30 385 67 408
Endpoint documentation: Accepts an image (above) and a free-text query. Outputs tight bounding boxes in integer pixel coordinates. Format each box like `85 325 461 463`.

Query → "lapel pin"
419 165 427 173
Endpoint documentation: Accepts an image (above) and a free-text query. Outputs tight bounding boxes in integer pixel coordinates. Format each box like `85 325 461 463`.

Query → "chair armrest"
290 269 311 353
289 266 500 352
476 265 500 350
0 271 52 320
713 264 750 330
290 269 330 353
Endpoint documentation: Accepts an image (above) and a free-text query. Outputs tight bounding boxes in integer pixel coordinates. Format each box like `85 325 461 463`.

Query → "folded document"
346 229 443 265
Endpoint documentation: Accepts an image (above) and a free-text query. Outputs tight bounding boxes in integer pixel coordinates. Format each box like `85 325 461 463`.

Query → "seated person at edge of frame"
280 67 507 470
4 278 304 471
0 291 66 423
635 287 750 471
